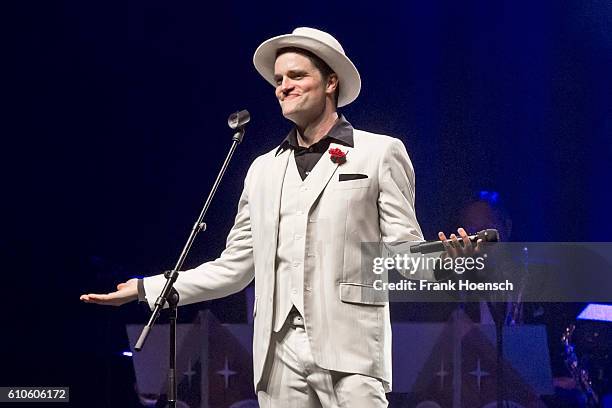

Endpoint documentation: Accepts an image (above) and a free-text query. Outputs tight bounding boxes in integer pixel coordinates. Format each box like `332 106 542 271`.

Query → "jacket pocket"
339 282 387 306
334 178 371 190
339 173 368 181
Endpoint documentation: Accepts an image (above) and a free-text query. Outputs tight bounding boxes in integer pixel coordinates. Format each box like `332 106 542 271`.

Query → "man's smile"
283 94 301 101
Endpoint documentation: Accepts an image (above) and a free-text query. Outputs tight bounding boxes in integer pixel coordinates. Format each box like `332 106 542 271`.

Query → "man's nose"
280 77 294 93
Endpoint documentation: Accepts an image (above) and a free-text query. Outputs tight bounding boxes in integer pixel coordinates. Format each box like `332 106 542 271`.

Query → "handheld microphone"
409 229 499 254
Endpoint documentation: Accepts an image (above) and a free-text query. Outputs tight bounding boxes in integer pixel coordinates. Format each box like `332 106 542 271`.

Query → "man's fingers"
80 294 96 303
439 232 454 252
82 293 107 301
80 292 121 306
458 228 470 247
79 294 101 301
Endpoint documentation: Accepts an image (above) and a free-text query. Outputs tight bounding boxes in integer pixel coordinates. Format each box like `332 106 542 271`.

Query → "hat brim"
253 34 361 108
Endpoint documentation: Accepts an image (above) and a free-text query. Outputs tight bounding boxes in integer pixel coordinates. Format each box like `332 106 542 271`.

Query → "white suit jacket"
143 128 424 392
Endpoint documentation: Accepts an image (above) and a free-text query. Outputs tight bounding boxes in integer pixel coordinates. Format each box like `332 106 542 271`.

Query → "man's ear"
326 73 339 95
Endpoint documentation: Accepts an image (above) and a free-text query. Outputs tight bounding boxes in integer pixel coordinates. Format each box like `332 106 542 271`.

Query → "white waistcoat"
273 152 308 331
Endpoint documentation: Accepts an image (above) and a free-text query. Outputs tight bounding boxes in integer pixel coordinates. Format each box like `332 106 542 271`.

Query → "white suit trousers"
257 316 388 408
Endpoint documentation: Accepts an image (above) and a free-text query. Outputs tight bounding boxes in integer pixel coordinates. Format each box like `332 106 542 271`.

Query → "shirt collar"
275 114 354 156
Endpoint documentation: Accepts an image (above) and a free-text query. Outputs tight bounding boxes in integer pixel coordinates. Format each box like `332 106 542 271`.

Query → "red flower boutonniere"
328 147 347 164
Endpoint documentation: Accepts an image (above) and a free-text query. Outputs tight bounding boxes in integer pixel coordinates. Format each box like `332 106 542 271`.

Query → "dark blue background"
3 1 611 405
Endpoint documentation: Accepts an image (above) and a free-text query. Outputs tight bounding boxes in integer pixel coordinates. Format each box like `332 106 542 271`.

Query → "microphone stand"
134 111 249 408
485 245 509 408
487 300 507 408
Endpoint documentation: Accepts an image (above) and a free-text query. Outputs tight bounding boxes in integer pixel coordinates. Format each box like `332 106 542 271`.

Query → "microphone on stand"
228 110 250 128
228 110 250 144
409 229 499 254
135 108 251 407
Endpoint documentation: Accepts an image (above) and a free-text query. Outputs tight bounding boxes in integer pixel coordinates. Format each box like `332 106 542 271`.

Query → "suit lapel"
304 142 352 210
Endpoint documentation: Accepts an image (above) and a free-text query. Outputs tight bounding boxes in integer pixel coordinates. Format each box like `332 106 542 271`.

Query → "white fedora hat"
253 27 361 108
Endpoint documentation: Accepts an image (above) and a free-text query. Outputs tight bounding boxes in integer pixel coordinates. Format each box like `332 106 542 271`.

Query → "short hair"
276 47 340 108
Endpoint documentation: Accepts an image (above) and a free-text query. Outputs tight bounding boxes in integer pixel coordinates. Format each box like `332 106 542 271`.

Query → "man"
81 27 473 407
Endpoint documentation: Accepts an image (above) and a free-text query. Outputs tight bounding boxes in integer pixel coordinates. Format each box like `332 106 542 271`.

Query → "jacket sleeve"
142 159 257 310
377 138 440 280
377 138 423 243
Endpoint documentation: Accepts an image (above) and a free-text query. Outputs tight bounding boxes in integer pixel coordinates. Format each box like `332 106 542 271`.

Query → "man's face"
273 52 329 125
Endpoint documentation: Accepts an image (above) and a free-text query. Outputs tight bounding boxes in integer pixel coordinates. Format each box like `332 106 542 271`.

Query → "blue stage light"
479 190 499 204
577 303 612 322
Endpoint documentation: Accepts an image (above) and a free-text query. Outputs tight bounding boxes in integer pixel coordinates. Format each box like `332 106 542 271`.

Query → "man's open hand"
438 227 482 258
80 278 139 306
